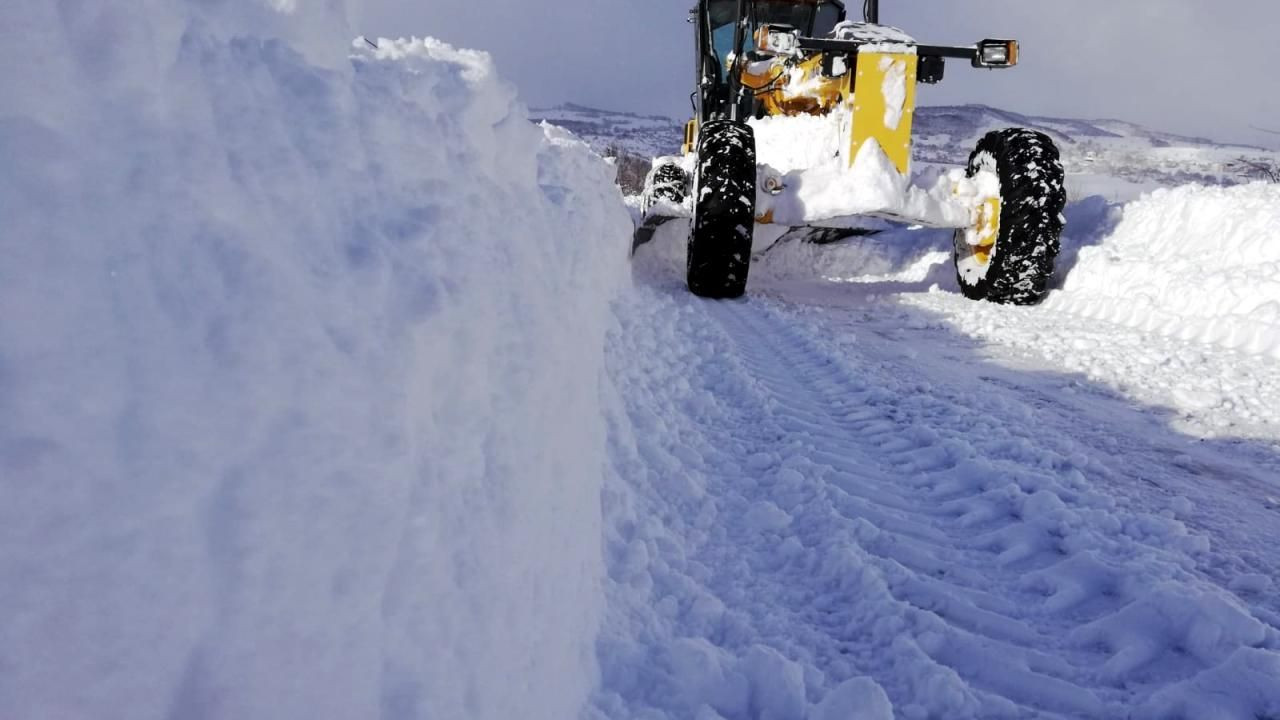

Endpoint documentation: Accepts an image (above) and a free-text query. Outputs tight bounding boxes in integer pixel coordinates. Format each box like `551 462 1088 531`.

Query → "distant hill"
913 105 1277 187
530 104 685 193
530 104 684 158
532 102 1280 193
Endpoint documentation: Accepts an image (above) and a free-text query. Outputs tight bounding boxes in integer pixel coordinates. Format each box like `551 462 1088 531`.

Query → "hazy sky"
357 1 1280 148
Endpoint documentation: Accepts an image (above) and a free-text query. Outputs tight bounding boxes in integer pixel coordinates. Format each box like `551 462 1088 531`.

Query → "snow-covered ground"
4 4 1280 719
606 186 1280 718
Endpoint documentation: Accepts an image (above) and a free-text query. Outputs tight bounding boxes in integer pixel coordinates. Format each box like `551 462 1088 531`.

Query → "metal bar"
796 37 867 52
796 37 979 63
915 44 979 61
728 0 749 121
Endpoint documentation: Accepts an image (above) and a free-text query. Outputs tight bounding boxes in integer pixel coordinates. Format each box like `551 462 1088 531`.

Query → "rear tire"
954 128 1065 305
688 120 756 299
642 161 688 212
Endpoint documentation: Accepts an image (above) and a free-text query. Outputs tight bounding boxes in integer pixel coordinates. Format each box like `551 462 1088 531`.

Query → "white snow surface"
7 5 1280 718
749 111 971 227
0 12 630 720
1047 183 1280 359
880 56 909 131
611 187 1280 717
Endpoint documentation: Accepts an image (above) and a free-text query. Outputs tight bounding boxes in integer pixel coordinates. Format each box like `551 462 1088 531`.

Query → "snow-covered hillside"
530 103 685 159
913 105 1280 197
0 6 630 719
537 103 1280 198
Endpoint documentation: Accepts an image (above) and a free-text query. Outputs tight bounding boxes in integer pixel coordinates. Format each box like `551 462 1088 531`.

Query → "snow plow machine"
635 0 1066 304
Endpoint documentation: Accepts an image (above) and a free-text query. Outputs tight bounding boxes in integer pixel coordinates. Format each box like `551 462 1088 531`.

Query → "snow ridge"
0 25 631 720
1048 183 1280 359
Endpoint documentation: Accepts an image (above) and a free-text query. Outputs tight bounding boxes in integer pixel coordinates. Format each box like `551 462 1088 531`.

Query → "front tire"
954 128 1065 305
688 120 756 299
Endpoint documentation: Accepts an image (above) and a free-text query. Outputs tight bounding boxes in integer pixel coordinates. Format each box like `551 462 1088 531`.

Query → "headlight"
974 39 1018 68
755 24 801 57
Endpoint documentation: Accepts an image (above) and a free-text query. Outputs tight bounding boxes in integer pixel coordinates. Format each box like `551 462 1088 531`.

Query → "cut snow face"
1048 183 1280 359
0 17 631 720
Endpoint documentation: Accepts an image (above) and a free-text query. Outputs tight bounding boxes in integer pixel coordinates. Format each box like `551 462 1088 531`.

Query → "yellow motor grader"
636 0 1065 304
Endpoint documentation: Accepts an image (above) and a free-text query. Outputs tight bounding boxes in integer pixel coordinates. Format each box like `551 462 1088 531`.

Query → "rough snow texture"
0 15 630 720
608 196 1280 718
1046 183 1280 359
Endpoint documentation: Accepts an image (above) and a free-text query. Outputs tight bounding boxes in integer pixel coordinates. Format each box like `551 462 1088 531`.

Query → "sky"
356 0 1280 148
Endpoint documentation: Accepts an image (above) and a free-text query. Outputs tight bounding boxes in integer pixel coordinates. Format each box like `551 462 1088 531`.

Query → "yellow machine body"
846 51 918 175
740 53 846 117
689 47 921 187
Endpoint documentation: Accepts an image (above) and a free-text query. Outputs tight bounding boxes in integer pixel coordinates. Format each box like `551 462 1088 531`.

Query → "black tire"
688 120 756 299
642 162 688 211
954 128 1065 305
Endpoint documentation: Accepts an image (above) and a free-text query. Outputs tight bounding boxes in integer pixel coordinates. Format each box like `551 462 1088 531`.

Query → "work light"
974 39 1019 68
756 24 802 57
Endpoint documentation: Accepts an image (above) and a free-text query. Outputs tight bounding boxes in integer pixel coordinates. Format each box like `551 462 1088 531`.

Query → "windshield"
708 0 845 80
755 1 822 31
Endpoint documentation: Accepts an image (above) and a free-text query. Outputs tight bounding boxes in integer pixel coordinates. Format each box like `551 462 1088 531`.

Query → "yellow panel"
742 54 846 117
681 119 698 156
848 51 918 174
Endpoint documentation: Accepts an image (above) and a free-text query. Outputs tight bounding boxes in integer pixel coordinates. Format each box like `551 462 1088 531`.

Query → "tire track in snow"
710 299 1115 717
597 287 1037 719
595 274 1280 719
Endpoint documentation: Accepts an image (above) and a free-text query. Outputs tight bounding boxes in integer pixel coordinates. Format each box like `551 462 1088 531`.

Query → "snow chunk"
741 645 807 720
813 677 894 720
1136 648 1280 720
1069 583 1269 682
1228 573 1272 594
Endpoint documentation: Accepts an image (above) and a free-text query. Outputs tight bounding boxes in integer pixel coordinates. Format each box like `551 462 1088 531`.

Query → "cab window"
708 1 845 80
814 2 843 36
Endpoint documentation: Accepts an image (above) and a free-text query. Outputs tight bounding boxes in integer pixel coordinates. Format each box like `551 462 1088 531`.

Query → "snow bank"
0 8 630 720
1048 183 1280 358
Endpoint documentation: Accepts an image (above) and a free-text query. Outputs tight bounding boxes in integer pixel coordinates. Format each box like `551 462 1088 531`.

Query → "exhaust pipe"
864 0 879 23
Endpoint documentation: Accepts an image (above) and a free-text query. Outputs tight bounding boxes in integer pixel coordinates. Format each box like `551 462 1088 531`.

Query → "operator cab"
707 0 846 81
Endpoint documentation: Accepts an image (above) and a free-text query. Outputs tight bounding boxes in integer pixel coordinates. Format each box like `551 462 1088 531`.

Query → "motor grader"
635 0 1066 304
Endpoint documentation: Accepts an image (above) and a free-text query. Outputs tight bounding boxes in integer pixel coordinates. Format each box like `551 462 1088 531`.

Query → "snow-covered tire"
688 120 756 299
643 162 687 212
954 129 1065 305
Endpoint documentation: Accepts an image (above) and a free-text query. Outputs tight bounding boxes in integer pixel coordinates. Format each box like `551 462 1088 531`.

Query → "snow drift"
0 5 630 719
1047 183 1280 359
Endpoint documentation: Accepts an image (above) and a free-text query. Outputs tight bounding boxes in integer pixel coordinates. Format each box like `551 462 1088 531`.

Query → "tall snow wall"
0 2 632 719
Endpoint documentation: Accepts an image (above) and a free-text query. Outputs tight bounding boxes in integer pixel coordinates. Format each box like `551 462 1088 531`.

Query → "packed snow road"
590 212 1280 719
